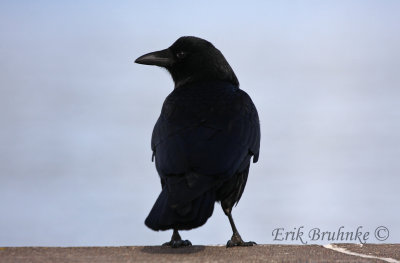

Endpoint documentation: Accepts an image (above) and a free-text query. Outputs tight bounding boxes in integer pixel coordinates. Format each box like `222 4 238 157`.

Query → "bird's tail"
145 174 217 231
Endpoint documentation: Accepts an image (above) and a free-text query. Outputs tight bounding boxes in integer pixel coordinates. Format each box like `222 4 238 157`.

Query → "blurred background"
0 1 399 246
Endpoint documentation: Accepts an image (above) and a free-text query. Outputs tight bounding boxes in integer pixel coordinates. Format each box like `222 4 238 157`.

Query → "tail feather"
145 186 216 231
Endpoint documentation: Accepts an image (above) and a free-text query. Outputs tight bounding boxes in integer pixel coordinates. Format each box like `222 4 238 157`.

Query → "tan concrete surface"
0 244 399 263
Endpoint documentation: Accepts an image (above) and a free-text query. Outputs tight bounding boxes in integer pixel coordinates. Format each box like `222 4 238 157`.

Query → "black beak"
135 48 174 67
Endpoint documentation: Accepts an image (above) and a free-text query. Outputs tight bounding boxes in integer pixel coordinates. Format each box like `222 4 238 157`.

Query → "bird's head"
135 36 239 88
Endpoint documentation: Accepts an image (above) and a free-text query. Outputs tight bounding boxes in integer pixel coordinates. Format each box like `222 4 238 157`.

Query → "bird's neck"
174 77 193 89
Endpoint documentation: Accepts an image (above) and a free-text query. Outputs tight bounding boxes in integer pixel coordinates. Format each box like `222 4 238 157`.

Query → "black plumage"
135 36 260 247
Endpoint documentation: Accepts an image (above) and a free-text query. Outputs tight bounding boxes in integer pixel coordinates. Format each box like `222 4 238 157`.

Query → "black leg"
223 207 256 248
162 229 192 248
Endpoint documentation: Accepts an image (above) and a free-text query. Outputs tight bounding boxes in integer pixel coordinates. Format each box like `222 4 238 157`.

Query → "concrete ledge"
1 244 399 263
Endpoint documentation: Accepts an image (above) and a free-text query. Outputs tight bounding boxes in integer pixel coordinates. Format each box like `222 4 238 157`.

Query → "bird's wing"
151 83 260 179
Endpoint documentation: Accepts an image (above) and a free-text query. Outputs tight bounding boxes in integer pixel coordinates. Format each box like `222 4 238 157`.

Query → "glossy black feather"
146 81 260 230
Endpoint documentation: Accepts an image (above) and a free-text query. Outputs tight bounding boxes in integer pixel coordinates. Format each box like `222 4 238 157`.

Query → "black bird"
135 36 260 247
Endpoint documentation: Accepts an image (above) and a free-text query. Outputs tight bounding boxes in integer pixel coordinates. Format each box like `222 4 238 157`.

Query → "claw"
226 240 256 248
163 239 192 248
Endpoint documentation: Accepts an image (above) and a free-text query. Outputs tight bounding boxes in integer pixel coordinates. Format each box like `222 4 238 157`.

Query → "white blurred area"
0 1 399 246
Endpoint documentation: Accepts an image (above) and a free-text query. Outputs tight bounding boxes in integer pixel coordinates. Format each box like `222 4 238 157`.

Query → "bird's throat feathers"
170 53 239 89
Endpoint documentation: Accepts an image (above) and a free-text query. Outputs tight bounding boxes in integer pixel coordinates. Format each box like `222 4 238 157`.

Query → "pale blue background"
0 1 399 246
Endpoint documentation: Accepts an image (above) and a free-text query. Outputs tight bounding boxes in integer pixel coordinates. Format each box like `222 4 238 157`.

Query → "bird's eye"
176 51 187 59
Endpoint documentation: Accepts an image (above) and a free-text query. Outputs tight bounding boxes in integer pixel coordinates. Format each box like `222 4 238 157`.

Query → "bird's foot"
226 232 256 248
226 240 256 247
162 239 192 248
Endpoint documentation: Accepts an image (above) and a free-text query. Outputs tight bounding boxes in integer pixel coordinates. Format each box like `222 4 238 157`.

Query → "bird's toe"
226 240 256 248
163 240 192 248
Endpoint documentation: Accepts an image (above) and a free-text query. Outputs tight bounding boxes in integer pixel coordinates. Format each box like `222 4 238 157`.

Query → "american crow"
135 36 260 247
